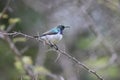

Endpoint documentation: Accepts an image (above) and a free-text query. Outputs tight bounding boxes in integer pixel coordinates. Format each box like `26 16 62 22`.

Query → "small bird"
34 25 69 48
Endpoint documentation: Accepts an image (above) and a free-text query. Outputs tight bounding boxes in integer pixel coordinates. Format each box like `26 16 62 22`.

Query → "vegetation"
0 0 120 80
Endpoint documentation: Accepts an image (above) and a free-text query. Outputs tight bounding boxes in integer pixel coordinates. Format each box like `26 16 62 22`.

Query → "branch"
81 0 117 64
0 31 104 80
56 49 103 80
0 0 11 19
0 31 35 79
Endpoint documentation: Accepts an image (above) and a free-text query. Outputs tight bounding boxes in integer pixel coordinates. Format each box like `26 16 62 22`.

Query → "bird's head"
50 25 70 34
57 25 70 31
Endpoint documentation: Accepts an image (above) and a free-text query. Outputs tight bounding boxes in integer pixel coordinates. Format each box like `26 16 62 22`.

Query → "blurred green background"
0 0 120 80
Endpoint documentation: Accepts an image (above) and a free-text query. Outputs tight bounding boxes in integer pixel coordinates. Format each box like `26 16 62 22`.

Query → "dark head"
57 25 70 31
57 25 70 34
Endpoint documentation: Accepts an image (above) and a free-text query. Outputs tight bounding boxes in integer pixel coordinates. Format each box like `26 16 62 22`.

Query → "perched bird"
34 25 70 47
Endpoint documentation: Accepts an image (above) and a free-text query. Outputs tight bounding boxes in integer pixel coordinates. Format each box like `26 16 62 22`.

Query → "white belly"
41 34 63 44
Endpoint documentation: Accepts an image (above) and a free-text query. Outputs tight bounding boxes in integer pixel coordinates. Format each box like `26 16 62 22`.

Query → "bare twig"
20 46 29 54
81 0 117 64
6 24 16 32
0 1 36 78
56 49 103 80
54 52 61 62
0 31 104 80
0 31 35 80
0 0 11 19
4 34 21 57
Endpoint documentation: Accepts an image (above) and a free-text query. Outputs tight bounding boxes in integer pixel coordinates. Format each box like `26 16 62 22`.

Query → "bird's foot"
49 44 58 50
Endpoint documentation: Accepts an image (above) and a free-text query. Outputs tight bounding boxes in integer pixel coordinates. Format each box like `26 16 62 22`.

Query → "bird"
34 25 70 49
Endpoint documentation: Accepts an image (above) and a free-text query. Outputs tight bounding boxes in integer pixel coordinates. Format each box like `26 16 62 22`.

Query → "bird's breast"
41 34 63 44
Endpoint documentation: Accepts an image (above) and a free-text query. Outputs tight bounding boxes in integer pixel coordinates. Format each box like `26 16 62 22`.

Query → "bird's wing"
40 29 58 37
34 31 58 38
34 27 58 38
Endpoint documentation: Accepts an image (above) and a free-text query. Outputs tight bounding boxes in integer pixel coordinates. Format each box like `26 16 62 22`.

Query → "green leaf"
9 18 21 24
0 24 5 30
2 14 8 19
0 13 8 19
34 66 50 74
22 56 33 65
13 37 27 43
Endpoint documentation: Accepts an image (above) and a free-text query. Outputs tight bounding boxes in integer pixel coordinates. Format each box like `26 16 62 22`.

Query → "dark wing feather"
34 27 58 38
40 31 58 37
34 32 58 38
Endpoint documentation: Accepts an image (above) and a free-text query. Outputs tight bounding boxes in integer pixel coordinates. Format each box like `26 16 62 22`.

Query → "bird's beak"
65 26 70 28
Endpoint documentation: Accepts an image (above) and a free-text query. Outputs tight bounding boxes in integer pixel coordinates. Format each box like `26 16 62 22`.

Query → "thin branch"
20 46 29 54
4 35 21 57
81 0 117 64
0 31 104 80
6 24 16 32
0 0 11 19
56 49 103 80
0 31 35 80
